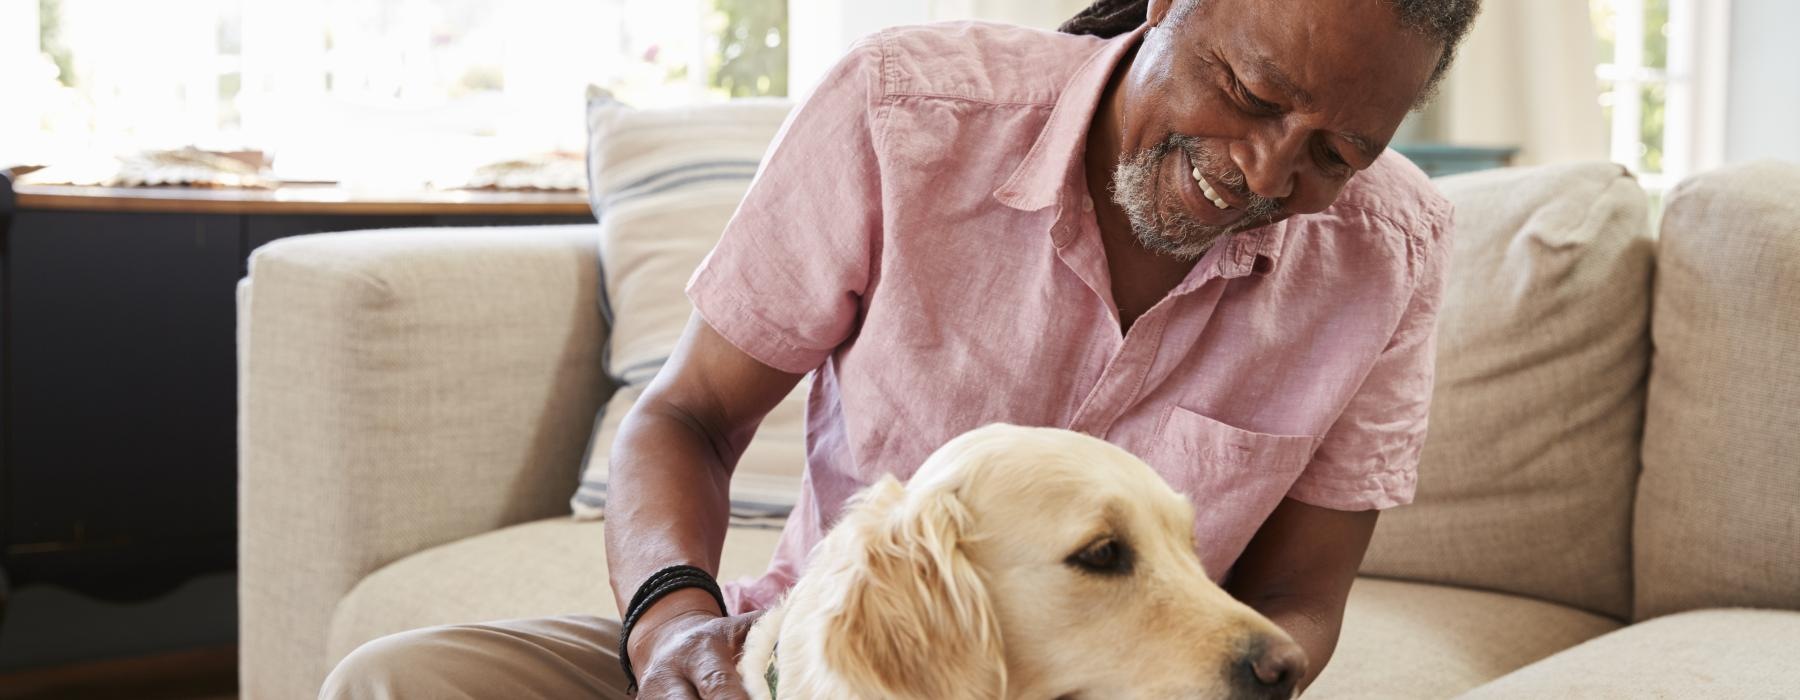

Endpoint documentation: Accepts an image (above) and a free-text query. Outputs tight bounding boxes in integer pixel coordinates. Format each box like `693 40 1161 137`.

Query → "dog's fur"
739 424 1300 699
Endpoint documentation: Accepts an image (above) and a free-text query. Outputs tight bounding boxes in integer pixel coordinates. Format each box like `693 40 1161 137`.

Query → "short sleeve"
1287 201 1454 511
684 36 887 375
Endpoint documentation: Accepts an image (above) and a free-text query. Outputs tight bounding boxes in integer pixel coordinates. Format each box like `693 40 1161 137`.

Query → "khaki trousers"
319 615 633 699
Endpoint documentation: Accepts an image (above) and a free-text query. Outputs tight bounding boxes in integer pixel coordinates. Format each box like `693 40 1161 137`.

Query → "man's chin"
1134 222 1230 261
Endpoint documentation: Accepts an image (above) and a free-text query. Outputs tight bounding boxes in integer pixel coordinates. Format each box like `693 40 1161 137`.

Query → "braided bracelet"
617 564 728 693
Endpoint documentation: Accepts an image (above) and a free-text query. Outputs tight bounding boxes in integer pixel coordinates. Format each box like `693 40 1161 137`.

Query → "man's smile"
1175 146 1249 228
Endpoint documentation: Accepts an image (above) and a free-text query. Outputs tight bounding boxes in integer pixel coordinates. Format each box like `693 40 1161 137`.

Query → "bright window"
1591 0 1728 193
8 0 787 187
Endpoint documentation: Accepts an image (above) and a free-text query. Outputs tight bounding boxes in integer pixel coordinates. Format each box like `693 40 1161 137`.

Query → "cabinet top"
12 183 592 216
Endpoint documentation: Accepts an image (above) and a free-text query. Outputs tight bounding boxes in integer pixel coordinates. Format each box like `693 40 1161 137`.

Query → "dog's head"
819 423 1305 700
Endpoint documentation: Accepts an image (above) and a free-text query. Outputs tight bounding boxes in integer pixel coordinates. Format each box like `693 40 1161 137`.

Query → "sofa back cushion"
1635 160 1800 620
1360 162 1653 620
570 91 805 522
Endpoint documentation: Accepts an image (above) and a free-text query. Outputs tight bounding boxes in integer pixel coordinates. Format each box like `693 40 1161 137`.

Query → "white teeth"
1191 167 1229 210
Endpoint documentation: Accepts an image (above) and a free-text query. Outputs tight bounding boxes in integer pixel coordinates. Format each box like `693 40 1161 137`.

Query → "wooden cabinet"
0 174 593 613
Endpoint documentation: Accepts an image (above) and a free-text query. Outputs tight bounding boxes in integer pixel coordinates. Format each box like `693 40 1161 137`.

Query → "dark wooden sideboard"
0 172 593 624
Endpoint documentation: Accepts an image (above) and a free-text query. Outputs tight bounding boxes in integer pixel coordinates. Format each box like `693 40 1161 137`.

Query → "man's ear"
1146 0 1177 27
825 478 1005 699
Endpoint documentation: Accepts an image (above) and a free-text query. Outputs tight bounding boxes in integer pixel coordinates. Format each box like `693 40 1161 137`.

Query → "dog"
738 423 1307 699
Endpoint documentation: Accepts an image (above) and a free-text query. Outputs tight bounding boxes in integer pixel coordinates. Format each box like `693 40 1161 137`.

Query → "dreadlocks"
1058 0 1483 100
1058 0 1153 38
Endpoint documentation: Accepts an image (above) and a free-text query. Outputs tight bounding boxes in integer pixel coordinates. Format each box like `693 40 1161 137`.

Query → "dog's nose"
1237 636 1307 697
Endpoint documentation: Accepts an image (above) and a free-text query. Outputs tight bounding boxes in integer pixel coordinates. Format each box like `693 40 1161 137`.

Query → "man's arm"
1223 497 1378 695
604 313 804 696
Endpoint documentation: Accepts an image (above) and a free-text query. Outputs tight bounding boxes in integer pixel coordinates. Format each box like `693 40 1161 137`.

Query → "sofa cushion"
1306 577 1622 699
1461 609 1800 698
325 518 783 666
1359 162 1653 620
1635 160 1800 620
572 90 807 522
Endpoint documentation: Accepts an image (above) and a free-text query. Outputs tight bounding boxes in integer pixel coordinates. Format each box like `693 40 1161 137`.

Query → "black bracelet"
618 564 728 694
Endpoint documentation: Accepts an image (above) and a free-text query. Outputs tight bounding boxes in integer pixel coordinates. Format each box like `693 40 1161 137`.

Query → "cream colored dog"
739 423 1307 700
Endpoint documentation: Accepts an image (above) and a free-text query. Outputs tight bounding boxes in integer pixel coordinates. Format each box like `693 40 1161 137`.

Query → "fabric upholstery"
238 225 610 700
1462 609 1800 698
325 518 783 666
1635 160 1800 620
572 90 807 521
325 522 1619 700
1299 577 1622 699
1359 162 1652 620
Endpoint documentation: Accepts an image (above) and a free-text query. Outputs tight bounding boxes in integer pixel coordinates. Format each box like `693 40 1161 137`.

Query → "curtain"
1413 0 1609 165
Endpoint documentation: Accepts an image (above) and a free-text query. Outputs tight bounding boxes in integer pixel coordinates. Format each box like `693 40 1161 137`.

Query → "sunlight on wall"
5 0 782 187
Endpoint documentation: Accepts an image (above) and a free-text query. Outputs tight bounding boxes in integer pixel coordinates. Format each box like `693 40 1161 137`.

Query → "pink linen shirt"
688 21 1454 614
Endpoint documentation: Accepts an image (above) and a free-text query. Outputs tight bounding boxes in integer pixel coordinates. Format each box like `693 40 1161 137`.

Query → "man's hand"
1224 497 1378 694
630 607 765 700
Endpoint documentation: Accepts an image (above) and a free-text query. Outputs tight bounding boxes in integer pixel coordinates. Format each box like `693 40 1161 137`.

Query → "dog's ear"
826 477 1005 699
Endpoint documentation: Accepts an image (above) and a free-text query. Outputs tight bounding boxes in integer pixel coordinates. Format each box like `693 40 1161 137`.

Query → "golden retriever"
738 423 1306 699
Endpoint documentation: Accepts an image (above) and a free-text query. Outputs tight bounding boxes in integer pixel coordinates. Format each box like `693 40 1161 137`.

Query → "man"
323 0 1480 697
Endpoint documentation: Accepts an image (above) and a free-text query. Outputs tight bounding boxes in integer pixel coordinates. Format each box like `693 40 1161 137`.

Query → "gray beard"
1110 134 1281 261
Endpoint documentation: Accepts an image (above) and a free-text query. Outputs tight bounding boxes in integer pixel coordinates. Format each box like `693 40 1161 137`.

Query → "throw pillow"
571 88 801 526
1359 162 1653 620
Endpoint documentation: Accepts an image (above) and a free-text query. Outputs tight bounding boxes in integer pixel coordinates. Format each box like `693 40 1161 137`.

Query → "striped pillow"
572 88 802 528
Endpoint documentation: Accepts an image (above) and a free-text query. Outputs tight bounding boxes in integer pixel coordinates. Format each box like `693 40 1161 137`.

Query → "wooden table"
0 176 594 622
10 182 593 217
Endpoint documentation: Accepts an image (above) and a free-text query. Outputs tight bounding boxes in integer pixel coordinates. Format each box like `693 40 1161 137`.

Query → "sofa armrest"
237 224 610 699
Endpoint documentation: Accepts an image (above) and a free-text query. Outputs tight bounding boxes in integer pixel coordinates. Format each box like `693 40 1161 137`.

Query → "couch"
237 158 1800 699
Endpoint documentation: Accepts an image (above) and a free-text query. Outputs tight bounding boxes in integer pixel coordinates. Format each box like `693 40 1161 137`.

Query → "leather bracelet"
618 564 728 693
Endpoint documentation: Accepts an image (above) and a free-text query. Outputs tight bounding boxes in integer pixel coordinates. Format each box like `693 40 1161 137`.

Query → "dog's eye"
1066 538 1132 575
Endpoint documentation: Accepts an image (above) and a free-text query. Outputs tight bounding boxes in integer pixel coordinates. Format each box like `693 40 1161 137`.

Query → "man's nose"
1235 635 1308 698
1230 128 1304 201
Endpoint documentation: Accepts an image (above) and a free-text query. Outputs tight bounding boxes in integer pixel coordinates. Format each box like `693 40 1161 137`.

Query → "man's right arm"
604 312 804 696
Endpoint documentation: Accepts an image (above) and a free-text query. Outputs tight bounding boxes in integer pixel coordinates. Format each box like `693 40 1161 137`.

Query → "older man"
323 0 1481 697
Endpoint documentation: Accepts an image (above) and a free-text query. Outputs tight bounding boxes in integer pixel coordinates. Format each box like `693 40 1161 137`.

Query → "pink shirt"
689 22 1454 614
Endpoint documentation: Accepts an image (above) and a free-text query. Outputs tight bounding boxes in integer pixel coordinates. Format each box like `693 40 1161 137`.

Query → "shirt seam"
885 91 1061 108
876 30 897 152
1325 197 1444 290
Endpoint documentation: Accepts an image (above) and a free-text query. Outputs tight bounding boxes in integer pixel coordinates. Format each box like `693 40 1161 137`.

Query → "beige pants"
319 615 633 699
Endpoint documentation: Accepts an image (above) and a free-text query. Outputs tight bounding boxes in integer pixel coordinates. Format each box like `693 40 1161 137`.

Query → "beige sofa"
237 160 1800 699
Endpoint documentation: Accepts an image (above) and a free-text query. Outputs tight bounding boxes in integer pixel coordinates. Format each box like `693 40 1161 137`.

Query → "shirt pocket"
1151 405 1321 501
1149 406 1324 579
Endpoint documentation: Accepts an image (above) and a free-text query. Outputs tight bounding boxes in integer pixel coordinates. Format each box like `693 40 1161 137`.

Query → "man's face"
1110 0 1443 259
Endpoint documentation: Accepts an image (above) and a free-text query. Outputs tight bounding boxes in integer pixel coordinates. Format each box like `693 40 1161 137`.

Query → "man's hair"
1059 0 1482 102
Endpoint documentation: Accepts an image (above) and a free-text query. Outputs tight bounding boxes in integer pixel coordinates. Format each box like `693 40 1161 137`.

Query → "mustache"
1159 134 1282 221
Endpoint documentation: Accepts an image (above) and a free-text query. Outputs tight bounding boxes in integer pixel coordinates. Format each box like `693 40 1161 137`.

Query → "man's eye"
1231 78 1280 116
1318 143 1352 175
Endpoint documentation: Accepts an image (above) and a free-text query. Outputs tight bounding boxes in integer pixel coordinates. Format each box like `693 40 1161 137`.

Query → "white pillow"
571 89 802 526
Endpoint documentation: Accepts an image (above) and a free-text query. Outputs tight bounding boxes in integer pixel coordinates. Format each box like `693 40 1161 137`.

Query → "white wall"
1726 0 1800 164
787 0 1091 96
0 0 42 166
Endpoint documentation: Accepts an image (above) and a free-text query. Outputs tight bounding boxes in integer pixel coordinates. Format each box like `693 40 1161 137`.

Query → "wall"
787 0 1090 95
0 0 41 167
1725 0 1800 164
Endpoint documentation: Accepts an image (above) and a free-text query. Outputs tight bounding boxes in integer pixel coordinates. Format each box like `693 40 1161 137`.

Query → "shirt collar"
991 25 1146 213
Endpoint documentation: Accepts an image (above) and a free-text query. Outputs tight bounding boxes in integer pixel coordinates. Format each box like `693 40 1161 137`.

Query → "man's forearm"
603 403 738 613
1248 593 1346 695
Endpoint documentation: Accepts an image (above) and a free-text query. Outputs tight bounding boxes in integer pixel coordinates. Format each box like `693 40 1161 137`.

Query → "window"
7 0 787 186
1591 0 1729 193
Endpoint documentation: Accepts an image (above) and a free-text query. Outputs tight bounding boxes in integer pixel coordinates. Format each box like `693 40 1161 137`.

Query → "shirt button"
1081 196 1094 212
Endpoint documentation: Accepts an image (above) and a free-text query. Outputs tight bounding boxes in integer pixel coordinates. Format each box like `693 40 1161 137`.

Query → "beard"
1110 134 1282 261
